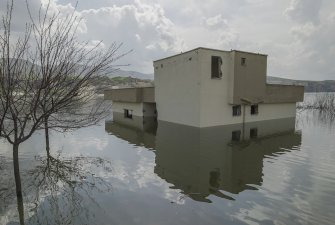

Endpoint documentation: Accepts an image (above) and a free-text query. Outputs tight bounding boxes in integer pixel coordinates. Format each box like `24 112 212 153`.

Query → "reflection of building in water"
155 118 301 202
105 113 157 149
105 116 301 202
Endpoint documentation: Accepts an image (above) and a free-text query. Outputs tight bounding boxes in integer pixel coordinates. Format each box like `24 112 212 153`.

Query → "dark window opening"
250 128 258 139
211 56 222 78
241 57 246 66
124 109 133 119
232 130 241 141
251 104 258 115
232 105 241 116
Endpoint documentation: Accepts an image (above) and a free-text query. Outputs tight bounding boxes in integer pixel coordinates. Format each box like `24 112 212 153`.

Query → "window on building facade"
124 109 133 119
232 105 241 116
251 104 258 115
232 130 241 141
211 56 222 78
241 57 246 66
250 128 258 139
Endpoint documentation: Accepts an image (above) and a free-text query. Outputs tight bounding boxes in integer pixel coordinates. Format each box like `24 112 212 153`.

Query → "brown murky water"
1 104 335 224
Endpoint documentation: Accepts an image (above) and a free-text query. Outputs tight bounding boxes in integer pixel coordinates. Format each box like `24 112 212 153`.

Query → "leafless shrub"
297 93 335 114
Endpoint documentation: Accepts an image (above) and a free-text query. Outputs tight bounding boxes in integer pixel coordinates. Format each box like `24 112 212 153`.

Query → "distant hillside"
91 76 153 93
103 71 335 93
107 69 153 80
267 76 335 92
10 59 333 93
107 71 335 93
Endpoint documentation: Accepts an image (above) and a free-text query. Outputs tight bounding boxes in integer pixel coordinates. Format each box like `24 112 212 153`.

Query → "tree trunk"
44 117 50 155
13 143 25 225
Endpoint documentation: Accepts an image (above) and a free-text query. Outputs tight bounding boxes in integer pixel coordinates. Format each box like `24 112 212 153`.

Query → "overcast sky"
1 0 335 80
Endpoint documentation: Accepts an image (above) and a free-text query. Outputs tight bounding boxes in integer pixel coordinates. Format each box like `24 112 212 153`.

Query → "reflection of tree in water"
26 153 112 225
315 111 335 126
0 156 16 210
12 153 112 225
297 110 335 128
0 159 18 225
0 156 4 169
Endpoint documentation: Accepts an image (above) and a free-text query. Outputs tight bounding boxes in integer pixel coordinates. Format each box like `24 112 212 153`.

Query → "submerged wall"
112 102 144 117
154 50 202 127
200 102 297 127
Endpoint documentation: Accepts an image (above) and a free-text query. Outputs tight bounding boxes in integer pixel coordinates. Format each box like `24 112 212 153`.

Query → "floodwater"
1 107 335 224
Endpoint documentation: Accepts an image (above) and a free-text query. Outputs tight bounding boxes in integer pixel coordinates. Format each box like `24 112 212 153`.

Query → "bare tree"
0 0 127 155
0 0 127 205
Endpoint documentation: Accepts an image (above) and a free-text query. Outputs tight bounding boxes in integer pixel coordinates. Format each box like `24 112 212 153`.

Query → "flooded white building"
105 47 304 127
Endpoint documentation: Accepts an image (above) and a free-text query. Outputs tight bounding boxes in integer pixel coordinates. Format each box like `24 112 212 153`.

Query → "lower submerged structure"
105 47 304 127
104 86 156 119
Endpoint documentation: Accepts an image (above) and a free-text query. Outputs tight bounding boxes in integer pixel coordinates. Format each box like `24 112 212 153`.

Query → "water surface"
0 109 335 225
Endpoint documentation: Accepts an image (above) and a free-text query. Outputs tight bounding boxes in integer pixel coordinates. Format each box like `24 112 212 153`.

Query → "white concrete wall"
244 103 296 123
198 49 235 127
200 101 297 127
230 51 267 104
154 50 202 127
111 112 145 129
112 102 144 117
198 49 296 127
154 48 298 128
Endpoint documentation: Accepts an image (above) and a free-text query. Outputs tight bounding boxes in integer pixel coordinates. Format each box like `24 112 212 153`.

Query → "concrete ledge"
265 84 304 103
104 87 155 103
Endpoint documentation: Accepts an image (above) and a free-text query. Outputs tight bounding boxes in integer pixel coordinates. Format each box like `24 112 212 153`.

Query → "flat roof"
153 47 267 63
109 86 154 90
231 49 268 57
266 83 305 88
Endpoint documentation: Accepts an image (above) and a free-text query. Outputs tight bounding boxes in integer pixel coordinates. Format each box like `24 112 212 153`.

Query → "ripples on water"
0 109 335 225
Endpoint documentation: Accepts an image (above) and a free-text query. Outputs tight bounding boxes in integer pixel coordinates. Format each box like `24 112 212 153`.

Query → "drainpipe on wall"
240 98 264 141
240 98 252 141
242 104 246 140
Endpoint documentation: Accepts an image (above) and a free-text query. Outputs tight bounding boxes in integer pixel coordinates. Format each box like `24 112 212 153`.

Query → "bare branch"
0 0 128 146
